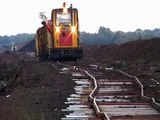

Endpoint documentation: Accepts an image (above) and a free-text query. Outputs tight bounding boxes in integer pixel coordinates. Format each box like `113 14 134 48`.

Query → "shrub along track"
54 61 160 120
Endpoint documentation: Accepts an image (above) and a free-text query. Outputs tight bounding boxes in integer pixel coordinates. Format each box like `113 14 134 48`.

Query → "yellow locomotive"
35 2 83 60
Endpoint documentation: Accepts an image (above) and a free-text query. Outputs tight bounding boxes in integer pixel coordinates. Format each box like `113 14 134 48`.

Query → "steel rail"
134 76 160 111
78 68 110 120
105 68 160 111
119 69 160 111
55 62 160 119
56 62 110 120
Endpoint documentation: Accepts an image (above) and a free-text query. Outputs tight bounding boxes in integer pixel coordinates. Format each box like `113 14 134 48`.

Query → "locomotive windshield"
56 12 71 26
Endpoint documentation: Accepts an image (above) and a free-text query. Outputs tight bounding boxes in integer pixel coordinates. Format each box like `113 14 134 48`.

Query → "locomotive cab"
35 3 83 61
49 3 83 60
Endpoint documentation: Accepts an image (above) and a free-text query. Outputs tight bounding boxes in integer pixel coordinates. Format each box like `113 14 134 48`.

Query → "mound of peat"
87 38 160 62
18 40 35 52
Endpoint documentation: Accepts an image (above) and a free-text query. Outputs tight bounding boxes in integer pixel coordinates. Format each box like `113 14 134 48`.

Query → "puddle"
62 67 69 71
75 81 90 85
65 101 83 104
99 87 129 91
72 79 88 81
72 73 85 77
70 94 81 97
96 98 129 102
98 81 132 85
105 67 113 70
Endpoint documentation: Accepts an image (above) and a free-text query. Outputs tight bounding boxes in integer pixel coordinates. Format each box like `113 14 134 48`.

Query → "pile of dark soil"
18 40 35 52
84 38 160 62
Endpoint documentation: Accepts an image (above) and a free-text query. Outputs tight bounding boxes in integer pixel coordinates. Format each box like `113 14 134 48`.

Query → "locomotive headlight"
71 26 76 33
56 26 60 33
63 7 68 14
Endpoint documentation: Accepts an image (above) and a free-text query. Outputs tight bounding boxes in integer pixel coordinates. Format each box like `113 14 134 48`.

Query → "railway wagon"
35 3 83 60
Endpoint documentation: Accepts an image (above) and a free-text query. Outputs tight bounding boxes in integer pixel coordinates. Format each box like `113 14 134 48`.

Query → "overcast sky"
0 0 160 36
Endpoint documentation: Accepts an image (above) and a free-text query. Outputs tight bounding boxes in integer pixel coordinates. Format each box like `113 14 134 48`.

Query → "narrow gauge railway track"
51 61 160 120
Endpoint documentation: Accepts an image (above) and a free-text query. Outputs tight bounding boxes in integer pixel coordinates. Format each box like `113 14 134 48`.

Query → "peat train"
35 2 83 60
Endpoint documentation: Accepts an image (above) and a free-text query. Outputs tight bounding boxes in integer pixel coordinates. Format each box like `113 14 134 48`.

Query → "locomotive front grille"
61 50 70 56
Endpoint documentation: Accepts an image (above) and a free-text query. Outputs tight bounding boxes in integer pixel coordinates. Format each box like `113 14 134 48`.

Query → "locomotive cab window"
56 12 71 26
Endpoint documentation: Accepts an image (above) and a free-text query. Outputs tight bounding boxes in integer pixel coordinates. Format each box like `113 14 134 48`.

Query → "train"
35 2 83 60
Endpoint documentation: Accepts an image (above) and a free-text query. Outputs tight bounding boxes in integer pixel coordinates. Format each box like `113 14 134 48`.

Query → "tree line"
0 27 160 49
0 33 34 50
80 27 160 45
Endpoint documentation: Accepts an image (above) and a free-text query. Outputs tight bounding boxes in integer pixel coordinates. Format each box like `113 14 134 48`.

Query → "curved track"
52 61 160 120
